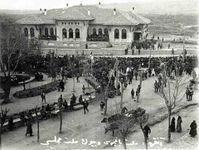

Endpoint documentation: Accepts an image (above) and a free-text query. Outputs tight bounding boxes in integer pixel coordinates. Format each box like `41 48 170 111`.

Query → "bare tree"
158 63 190 143
0 22 29 104
58 95 63 133
136 109 149 149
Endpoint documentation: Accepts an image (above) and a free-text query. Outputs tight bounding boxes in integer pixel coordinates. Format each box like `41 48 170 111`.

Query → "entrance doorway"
134 32 142 41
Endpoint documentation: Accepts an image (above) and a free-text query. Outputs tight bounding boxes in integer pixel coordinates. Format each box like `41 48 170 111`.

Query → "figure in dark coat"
170 117 176 132
131 88 135 99
25 119 33 136
144 125 151 139
189 120 197 137
83 99 89 114
100 101 105 111
176 116 182 132
59 80 65 92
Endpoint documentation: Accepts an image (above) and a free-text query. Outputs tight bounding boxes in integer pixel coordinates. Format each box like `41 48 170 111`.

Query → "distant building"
16 5 151 55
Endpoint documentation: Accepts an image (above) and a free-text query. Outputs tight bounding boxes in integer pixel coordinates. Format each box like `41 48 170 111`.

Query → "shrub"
13 81 59 98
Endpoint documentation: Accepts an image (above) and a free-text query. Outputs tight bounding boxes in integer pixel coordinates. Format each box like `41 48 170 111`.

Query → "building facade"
16 5 151 55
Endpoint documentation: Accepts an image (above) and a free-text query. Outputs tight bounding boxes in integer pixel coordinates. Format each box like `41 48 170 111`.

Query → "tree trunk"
0 123 2 150
59 109 62 133
104 90 107 116
2 78 11 104
122 137 127 149
168 110 171 143
37 119 40 143
140 124 148 149
120 83 123 109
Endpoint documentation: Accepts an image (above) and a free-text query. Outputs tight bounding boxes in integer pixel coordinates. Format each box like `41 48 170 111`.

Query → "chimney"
132 7 135 12
44 9 47 15
88 10 91 16
113 8 116 15
98 2 101 7
40 8 43 14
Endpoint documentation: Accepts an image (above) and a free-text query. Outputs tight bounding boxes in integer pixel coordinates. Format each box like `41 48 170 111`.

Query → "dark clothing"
100 101 105 111
170 117 176 132
71 94 77 104
83 100 89 114
63 100 68 110
144 125 151 139
79 95 83 104
59 81 65 92
8 117 14 131
25 120 33 136
131 88 134 98
189 121 197 137
176 116 182 132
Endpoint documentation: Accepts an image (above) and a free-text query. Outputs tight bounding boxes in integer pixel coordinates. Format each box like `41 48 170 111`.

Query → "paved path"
2 75 198 150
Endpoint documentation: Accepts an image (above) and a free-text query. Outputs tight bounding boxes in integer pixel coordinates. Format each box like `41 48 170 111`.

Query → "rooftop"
16 5 151 25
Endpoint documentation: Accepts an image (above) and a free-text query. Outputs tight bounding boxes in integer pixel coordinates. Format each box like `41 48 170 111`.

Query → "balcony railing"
39 35 57 40
87 34 109 42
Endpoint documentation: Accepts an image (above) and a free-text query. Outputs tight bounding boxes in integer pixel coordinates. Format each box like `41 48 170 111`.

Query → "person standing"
170 117 176 132
25 119 33 136
131 88 135 99
58 94 63 108
189 120 197 137
83 99 89 114
59 80 65 92
189 87 194 101
144 124 151 139
82 85 86 94
100 101 105 111
79 95 83 104
41 90 46 104
176 116 182 133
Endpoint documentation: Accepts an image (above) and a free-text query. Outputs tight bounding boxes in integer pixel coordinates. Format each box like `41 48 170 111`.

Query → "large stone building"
16 5 151 55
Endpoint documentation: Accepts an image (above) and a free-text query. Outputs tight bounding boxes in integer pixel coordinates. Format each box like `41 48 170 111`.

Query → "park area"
0 53 198 150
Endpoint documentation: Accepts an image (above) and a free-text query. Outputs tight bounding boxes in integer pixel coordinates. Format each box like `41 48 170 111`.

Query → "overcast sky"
0 0 195 10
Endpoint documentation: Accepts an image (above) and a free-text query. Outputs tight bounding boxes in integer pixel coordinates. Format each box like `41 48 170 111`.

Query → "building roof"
16 5 151 25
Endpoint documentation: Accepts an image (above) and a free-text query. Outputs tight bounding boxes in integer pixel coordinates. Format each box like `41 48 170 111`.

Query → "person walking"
176 116 182 133
189 120 197 137
170 117 176 132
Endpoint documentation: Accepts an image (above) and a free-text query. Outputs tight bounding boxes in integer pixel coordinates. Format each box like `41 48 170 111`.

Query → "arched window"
30 28 35 37
50 28 54 36
69 28 73 39
104 28 108 35
98 28 102 36
45 28 48 36
93 28 96 35
114 29 119 39
24 28 28 37
75 28 80 39
62 28 67 39
122 29 127 39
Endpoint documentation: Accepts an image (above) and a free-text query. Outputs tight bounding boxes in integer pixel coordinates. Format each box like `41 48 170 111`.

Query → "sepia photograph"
0 0 198 149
